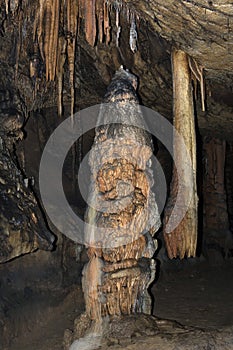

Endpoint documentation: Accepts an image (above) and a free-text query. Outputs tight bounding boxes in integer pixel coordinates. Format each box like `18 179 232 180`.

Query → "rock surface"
65 313 233 350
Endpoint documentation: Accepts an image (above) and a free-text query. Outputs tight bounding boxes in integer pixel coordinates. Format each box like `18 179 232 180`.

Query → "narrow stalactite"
43 0 51 80
5 0 9 14
104 0 111 45
85 0 96 47
129 12 138 53
33 0 58 81
67 0 78 116
51 0 60 81
163 49 198 259
56 0 66 117
96 0 104 43
188 55 205 112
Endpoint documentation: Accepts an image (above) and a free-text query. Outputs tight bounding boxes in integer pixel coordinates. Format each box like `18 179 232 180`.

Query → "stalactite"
5 0 9 15
112 1 122 47
57 35 67 117
85 0 96 47
33 1 58 80
56 0 66 117
188 55 205 112
78 0 85 18
67 0 78 116
43 1 51 80
32 0 139 116
33 0 77 115
48 0 55 80
163 49 198 259
96 0 104 43
129 13 137 53
50 0 60 81
104 0 111 45
41 0 60 82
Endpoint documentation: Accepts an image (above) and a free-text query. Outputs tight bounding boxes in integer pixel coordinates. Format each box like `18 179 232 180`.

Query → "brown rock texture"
82 67 160 327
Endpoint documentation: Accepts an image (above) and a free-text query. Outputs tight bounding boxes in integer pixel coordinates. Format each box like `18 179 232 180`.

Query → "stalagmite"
82 67 161 325
163 49 198 259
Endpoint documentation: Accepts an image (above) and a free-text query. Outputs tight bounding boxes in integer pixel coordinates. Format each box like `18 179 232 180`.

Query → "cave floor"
152 258 233 330
4 258 233 350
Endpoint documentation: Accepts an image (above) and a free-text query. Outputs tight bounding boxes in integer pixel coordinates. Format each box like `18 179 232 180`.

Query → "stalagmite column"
82 67 161 324
163 49 198 259
203 137 232 258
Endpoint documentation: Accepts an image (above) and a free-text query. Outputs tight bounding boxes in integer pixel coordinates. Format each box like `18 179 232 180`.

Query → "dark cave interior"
0 1 233 349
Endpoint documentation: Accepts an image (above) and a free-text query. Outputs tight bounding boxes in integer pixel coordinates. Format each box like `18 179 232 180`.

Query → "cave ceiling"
0 0 233 140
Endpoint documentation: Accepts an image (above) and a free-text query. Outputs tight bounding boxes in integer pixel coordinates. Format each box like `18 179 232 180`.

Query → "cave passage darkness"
0 1 233 349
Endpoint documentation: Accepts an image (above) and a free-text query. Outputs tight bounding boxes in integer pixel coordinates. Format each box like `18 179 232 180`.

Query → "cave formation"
1 1 233 349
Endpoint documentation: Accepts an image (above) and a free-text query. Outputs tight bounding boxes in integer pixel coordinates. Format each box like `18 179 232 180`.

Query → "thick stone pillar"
82 67 161 325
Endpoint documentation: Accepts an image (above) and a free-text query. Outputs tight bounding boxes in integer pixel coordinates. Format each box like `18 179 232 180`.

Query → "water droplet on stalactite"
129 14 138 53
